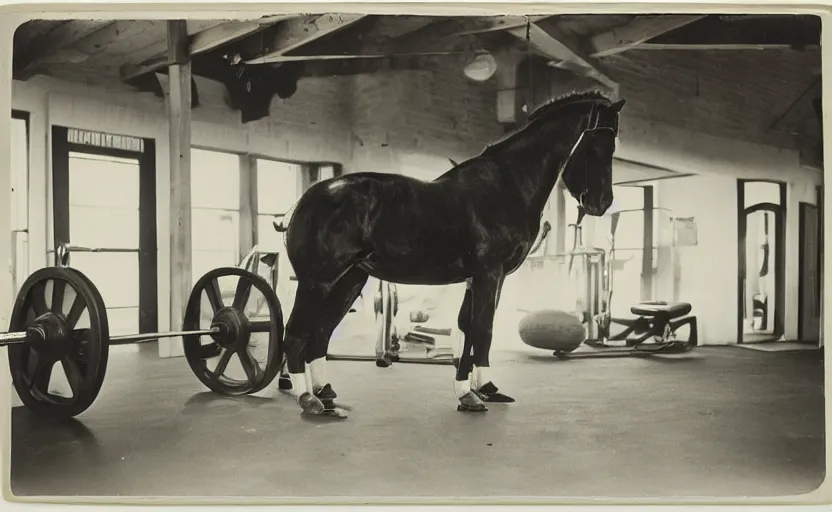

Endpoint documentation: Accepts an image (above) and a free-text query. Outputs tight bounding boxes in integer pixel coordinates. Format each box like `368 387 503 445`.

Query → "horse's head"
557 95 625 217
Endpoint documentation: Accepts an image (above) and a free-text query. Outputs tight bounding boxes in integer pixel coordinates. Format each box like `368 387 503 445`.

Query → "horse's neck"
511 121 582 217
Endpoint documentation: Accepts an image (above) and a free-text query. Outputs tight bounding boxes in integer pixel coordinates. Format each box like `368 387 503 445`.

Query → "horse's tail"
272 197 301 236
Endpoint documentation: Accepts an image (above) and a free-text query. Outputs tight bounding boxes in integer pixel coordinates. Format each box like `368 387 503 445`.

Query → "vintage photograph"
2 11 825 501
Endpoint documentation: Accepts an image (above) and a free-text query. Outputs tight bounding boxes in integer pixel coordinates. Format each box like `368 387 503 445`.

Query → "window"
256 158 303 252
191 148 241 284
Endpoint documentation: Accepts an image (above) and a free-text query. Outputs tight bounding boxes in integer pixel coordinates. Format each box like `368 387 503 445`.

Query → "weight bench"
587 300 698 354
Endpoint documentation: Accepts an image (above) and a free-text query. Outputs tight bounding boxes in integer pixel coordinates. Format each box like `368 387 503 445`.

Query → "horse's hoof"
278 376 293 390
457 391 488 413
315 384 338 408
298 392 326 416
321 407 349 419
477 381 515 403
375 357 392 368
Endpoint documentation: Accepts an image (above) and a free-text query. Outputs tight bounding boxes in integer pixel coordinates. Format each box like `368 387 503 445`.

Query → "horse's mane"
526 89 612 123
479 89 613 156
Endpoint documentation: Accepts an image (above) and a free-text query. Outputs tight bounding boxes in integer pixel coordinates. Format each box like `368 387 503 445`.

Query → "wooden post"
166 20 192 358
239 154 257 256
641 186 654 301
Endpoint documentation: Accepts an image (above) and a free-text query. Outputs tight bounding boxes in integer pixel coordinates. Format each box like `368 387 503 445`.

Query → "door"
52 127 157 352
799 202 821 344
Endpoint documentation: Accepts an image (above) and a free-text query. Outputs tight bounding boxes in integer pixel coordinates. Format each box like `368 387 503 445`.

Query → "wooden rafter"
14 20 113 79
120 17 299 81
632 43 821 51
507 21 618 94
243 14 367 64
452 15 550 36
237 51 482 63
589 15 707 57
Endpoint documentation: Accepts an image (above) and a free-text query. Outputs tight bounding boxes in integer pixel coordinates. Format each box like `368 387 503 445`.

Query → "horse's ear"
610 99 626 112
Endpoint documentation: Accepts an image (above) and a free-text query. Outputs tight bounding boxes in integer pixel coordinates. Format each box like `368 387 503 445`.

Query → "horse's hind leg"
284 284 330 415
306 266 369 412
453 280 472 371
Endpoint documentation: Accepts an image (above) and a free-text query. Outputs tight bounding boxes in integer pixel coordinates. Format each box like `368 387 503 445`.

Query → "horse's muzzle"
582 200 613 217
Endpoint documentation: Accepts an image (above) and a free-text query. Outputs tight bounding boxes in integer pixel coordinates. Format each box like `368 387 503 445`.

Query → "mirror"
743 209 776 335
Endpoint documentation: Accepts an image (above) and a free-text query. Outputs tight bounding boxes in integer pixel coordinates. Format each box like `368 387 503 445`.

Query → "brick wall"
600 49 821 151
346 56 505 175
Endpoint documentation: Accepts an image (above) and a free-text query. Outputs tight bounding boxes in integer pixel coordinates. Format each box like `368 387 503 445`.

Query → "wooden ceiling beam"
451 15 550 37
239 51 478 63
120 17 299 81
631 43 821 51
287 16 524 59
14 20 113 79
243 14 367 64
589 15 707 57
507 21 619 94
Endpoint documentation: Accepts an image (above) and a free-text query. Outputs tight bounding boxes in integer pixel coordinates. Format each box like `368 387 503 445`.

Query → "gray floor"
9 345 825 499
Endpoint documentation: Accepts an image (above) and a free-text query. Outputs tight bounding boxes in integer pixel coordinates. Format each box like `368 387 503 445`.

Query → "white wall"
652 170 818 345
612 113 820 344
655 175 738 343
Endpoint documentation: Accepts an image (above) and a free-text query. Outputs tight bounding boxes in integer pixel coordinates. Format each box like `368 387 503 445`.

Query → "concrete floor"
9 345 825 499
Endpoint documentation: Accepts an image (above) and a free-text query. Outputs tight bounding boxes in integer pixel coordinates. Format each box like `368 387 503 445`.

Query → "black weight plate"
8 267 110 419
182 267 283 395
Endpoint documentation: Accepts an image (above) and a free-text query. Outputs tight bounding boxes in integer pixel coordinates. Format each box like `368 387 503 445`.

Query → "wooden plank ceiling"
11 14 821 155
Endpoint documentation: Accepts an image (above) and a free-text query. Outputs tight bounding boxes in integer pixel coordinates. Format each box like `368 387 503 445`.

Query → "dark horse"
280 90 624 417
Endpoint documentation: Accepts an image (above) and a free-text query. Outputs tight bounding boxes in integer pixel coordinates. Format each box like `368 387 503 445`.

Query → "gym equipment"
3 243 284 419
329 280 455 367
182 266 284 395
521 207 698 359
242 241 457 368
517 309 585 353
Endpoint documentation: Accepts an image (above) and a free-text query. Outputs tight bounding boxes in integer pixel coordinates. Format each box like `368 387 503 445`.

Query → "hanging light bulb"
463 52 498 82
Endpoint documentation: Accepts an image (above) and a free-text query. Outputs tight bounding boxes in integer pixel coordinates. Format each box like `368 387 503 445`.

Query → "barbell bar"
4 265 285 420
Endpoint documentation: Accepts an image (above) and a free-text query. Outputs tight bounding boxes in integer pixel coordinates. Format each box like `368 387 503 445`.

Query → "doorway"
51 126 157 352
737 180 786 343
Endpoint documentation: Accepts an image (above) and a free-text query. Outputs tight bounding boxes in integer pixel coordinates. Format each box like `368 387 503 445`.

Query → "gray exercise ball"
518 309 585 352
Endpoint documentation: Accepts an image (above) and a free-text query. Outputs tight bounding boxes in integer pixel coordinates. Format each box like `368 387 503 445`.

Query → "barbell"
3 265 285 420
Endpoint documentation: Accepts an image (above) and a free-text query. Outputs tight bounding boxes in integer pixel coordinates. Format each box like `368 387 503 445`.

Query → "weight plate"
182 267 283 395
8 267 110 419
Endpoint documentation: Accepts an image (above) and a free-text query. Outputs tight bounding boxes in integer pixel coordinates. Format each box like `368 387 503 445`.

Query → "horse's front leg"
455 271 503 413
454 277 514 405
283 285 328 416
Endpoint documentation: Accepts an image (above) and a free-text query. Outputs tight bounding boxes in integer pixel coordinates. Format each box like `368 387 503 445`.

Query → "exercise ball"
518 309 585 352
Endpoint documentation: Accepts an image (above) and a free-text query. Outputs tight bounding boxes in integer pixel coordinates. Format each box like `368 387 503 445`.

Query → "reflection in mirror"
743 209 776 336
